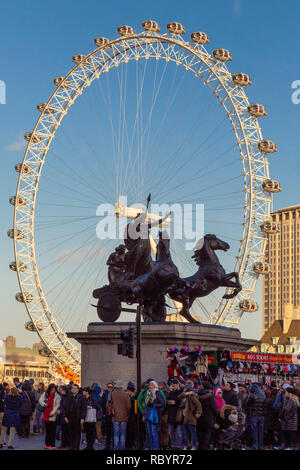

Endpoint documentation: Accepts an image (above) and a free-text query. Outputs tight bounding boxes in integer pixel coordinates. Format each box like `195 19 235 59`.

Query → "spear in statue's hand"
146 193 151 210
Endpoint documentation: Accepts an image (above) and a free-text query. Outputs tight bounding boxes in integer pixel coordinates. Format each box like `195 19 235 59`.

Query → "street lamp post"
136 304 142 450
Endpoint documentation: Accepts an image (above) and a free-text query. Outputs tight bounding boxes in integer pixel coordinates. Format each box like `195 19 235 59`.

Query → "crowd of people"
0 376 300 450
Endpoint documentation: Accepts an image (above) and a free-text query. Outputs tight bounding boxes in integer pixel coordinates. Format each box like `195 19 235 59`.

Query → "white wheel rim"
13 29 272 374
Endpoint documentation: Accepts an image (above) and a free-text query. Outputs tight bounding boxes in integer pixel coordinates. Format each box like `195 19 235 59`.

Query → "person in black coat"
0 384 5 421
196 387 218 450
264 388 280 448
244 383 266 450
82 387 101 450
101 382 115 450
19 381 36 438
0 388 22 449
64 383 87 450
57 386 70 449
166 379 182 449
125 382 138 450
222 383 239 408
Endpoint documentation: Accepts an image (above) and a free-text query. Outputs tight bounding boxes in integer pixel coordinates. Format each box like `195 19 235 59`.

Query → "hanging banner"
230 351 298 364
205 352 218 365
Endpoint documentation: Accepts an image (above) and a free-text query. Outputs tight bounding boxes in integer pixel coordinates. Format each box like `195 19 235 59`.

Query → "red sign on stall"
230 351 297 364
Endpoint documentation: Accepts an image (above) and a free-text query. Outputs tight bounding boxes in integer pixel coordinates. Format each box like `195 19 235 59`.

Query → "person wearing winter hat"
196 387 218 450
166 379 182 449
127 382 136 393
214 388 226 414
92 386 103 443
178 382 202 450
111 381 130 450
244 383 266 450
222 382 238 408
279 387 300 450
126 382 137 450
143 381 165 450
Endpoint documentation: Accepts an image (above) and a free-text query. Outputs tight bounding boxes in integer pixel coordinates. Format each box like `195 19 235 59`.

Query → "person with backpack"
19 381 36 438
92 385 103 443
34 382 45 434
178 382 202 450
244 383 266 450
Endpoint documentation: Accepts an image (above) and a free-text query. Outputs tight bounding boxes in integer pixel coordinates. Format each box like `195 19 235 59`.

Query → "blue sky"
1 0 300 348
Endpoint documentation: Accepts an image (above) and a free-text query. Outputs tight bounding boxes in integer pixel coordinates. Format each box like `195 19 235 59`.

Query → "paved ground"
0 432 105 451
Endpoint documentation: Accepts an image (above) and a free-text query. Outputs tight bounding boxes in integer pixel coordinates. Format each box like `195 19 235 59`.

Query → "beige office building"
262 204 300 334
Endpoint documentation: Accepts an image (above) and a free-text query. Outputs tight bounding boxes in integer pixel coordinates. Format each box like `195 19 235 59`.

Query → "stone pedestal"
68 322 259 387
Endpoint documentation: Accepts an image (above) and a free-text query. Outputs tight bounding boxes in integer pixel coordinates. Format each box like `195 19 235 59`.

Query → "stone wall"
68 322 259 387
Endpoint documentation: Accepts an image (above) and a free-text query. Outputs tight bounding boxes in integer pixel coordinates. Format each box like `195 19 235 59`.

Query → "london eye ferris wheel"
8 21 281 377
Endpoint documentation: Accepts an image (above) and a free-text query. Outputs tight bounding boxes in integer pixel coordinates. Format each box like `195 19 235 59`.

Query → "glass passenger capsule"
117 25 134 36
37 103 55 114
239 299 258 312
260 221 280 233
72 54 90 65
25 320 43 332
232 73 252 86
53 76 72 87
213 48 232 62
258 139 277 154
9 196 26 206
191 31 210 45
142 20 160 32
247 104 267 117
253 262 271 275
15 163 32 174
24 132 42 143
94 37 111 48
7 229 25 240
262 179 281 193
38 346 52 357
15 292 33 303
9 261 27 272
166 22 185 35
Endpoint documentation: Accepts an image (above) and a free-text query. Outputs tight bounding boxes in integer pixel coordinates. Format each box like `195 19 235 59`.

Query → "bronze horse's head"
204 234 230 251
193 234 230 259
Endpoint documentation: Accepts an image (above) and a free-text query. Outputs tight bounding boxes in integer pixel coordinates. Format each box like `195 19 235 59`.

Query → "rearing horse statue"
168 234 242 323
